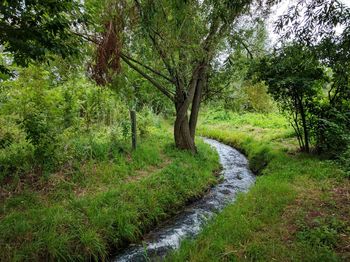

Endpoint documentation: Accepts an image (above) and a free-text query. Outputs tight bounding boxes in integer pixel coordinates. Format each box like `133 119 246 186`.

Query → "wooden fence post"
130 110 137 150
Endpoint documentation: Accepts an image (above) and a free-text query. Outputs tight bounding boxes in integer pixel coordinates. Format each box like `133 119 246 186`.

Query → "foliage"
263 0 350 156
0 0 86 77
241 80 275 113
339 146 350 177
253 44 326 152
207 21 274 113
312 107 350 158
111 65 174 115
0 61 221 261
0 1 349 261
86 0 277 152
0 115 35 179
0 64 154 181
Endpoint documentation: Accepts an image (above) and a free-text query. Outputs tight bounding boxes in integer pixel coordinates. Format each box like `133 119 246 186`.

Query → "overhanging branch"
121 55 175 101
238 39 254 59
121 53 175 84
148 33 175 79
72 31 100 45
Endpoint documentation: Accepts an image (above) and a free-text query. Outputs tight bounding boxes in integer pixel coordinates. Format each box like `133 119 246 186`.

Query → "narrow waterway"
113 138 255 262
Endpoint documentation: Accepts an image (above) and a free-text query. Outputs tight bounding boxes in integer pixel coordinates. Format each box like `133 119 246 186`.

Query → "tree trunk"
173 63 208 153
189 65 207 138
298 96 310 153
174 112 196 153
130 110 137 150
300 106 310 153
172 64 202 153
174 96 196 153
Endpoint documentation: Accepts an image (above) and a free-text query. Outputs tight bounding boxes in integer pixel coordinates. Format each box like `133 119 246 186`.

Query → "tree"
254 44 325 152
0 0 85 76
207 20 272 112
87 0 275 153
276 0 350 105
275 0 350 156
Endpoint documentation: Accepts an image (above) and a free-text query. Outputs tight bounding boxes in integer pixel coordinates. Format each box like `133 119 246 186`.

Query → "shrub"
137 107 161 138
339 147 350 177
0 116 34 180
242 81 275 113
312 108 350 158
0 65 137 181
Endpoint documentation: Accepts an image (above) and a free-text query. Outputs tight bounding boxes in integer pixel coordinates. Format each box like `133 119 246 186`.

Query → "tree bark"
174 97 197 153
189 65 207 138
300 104 310 153
130 110 137 150
174 112 196 152
298 95 310 153
173 65 202 153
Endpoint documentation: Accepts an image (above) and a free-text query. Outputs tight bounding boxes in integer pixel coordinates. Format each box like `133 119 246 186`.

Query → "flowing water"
113 138 255 262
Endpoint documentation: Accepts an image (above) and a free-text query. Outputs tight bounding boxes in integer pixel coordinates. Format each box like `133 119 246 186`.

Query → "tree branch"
72 31 100 45
148 32 176 79
121 53 175 83
121 55 175 101
238 39 254 59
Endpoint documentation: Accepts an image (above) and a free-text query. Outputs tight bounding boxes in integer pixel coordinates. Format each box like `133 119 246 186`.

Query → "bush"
312 108 350 158
242 81 275 113
0 65 145 182
0 116 34 180
339 147 350 177
137 107 161 137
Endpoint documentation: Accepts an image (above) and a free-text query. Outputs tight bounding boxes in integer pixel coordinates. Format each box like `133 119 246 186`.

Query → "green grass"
167 111 349 262
0 126 220 261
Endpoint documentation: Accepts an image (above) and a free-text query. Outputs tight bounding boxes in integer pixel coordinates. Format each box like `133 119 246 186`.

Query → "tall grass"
0 129 220 261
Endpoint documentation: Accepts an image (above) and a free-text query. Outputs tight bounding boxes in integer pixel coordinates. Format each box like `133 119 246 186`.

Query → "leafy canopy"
0 0 85 75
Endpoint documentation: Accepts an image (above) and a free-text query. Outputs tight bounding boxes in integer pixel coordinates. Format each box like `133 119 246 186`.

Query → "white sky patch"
214 0 350 66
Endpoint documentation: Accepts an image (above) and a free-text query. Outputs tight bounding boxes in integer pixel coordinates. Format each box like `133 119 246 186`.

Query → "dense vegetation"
0 65 220 260
0 0 349 261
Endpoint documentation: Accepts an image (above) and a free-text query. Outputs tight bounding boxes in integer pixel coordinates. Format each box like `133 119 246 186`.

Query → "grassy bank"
167 110 349 261
0 125 219 261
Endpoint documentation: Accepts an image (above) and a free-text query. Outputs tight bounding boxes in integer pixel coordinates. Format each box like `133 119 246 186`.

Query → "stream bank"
113 138 255 261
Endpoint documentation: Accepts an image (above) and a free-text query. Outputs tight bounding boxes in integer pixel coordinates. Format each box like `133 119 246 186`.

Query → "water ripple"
113 138 255 262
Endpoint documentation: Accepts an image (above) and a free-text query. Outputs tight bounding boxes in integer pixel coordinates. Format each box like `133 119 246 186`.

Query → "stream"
113 138 255 262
